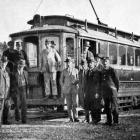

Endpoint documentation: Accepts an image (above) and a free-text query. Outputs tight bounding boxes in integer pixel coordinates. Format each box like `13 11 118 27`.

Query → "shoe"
74 118 79 122
82 119 89 123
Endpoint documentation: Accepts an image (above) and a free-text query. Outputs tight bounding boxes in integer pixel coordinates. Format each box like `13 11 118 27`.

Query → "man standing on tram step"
15 41 30 70
40 39 61 98
81 41 94 62
10 59 28 124
60 57 79 122
0 55 10 125
84 57 102 124
2 40 18 73
101 57 119 126
78 59 87 108
51 40 62 98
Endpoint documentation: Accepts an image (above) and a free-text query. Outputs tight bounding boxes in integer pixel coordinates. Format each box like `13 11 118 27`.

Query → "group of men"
61 41 119 126
0 40 29 125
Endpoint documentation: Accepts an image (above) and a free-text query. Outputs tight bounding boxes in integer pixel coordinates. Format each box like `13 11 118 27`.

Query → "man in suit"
10 59 28 124
60 57 79 122
84 57 102 124
40 39 61 98
0 55 10 125
101 57 119 126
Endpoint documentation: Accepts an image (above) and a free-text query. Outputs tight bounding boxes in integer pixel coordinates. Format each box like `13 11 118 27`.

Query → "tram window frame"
109 43 117 65
135 48 140 67
119 45 126 65
127 46 134 66
98 40 108 57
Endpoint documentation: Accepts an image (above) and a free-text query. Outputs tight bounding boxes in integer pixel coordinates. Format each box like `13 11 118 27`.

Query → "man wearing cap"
2 40 17 72
81 41 94 62
78 59 87 108
94 53 104 71
15 41 30 69
60 57 79 122
40 39 61 98
9 59 28 124
0 55 10 125
101 57 119 126
84 57 102 124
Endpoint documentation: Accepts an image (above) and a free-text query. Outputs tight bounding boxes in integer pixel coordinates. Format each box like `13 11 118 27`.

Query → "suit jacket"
40 48 61 73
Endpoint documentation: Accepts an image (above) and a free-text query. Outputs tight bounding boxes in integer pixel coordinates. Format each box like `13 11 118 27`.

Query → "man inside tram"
40 39 61 99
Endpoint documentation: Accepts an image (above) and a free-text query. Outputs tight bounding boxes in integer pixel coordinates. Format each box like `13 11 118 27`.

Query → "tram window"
109 43 117 64
26 42 37 67
127 47 134 66
98 41 108 57
119 45 126 65
66 38 74 58
135 49 140 66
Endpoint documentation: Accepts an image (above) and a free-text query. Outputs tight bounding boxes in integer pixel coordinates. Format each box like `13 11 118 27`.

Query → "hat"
18 59 25 66
102 56 110 60
83 41 90 47
1 55 8 63
64 57 71 63
87 57 95 63
94 53 104 59
51 41 56 45
45 39 50 43
7 41 14 46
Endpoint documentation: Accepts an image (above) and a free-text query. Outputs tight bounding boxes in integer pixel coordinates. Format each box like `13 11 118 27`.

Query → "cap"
7 41 14 46
87 57 95 63
94 53 104 59
83 41 90 47
102 56 110 60
18 59 25 66
45 39 50 43
51 41 56 45
64 57 71 63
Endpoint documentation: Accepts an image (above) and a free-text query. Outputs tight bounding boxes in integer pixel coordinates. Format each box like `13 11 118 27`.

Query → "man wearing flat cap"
60 57 79 122
2 40 17 72
0 55 10 125
101 57 119 126
40 39 61 98
84 57 102 124
9 59 28 124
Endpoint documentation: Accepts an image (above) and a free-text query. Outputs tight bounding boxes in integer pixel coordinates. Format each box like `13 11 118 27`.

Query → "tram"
9 14 140 109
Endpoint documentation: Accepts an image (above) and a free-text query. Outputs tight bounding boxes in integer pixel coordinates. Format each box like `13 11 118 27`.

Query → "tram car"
9 15 140 109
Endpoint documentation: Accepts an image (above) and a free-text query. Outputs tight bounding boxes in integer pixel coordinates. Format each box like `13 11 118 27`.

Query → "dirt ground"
0 109 140 140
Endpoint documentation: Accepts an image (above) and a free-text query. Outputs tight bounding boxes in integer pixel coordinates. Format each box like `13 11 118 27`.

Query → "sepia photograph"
0 0 140 139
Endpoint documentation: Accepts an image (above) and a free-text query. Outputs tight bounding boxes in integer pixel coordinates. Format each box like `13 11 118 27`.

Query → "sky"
0 0 140 42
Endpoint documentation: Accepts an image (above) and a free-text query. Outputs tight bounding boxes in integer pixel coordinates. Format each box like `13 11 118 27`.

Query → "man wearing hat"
15 41 30 69
0 55 10 125
94 53 104 71
2 40 18 72
40 39 61 98
60 57 79 122
78 59 87 108
101 57 119 126
9 59 28 124
82 41 94 62
84 57 102 124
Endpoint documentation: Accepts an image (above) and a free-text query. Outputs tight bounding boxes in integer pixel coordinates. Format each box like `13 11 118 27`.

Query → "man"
0 55 10 125
94 53 104 71
60 57 79 122
2 40 17 72
82 41 94 62
101 57 119 126
10 59 28 124
84 57 102 124
78 59 87 108
15 41 30 69
40 39 61 98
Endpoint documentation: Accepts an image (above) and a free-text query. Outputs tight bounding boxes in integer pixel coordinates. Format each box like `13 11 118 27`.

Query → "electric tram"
9 14 140 109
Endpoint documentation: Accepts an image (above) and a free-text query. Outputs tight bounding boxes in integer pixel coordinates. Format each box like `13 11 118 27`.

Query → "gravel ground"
0 109 140 140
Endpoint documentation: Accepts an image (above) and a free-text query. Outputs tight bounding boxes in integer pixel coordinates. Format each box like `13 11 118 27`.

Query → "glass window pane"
135 48 140 66
127 47 134 66
26 43 37 67
109 43 117 64
98 41 108 57
119 45 126 65
66 38 74 59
